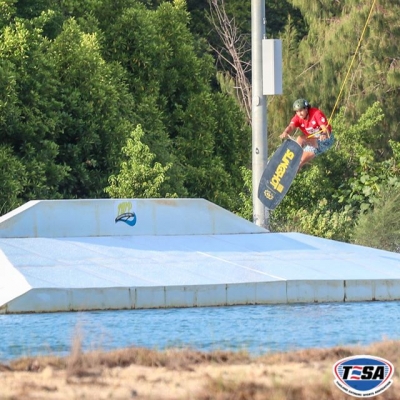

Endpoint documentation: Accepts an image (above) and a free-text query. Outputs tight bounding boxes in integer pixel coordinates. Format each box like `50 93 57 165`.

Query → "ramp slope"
1 199 399 313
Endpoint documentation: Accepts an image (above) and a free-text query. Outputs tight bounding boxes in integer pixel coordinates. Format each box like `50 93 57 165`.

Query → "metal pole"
251 0 268 228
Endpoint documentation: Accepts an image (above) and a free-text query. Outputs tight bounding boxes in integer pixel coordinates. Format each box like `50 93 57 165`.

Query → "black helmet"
293 98 310 111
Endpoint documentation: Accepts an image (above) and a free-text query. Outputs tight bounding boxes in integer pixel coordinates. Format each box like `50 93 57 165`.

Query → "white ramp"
0 199 400 314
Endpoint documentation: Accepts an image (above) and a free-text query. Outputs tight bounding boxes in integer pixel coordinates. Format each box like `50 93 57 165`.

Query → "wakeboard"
258 139 303 210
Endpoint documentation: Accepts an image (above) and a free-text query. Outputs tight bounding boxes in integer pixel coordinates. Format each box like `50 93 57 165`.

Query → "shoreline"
1 339 399 399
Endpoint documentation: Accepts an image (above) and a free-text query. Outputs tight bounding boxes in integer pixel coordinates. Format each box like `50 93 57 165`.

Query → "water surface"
1 301 399 361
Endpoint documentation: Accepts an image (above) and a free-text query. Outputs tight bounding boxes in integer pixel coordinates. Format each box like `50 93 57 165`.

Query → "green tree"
0 145 27 213
0 0 16 30
0 9 141 211
85 0 194 198
93 0 250 210
352 187 400 252
275 0 400 151
0 17 68 201
0 0 254 215
49 18 134 198
105 125 174 198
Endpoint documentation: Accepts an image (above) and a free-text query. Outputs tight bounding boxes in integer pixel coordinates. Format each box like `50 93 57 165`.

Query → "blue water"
1 302 399 362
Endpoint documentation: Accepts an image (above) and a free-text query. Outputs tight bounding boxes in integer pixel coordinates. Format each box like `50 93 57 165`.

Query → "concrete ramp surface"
0 199 400 314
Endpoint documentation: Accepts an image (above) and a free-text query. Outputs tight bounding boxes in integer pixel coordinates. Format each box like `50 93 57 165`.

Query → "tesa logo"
333 355 394 398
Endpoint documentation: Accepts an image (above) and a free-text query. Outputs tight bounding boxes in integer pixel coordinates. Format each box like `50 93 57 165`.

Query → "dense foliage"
0 0 251 214
0 0 399 250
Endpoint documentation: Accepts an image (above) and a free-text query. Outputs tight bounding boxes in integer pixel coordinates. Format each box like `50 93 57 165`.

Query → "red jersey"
290 107 331 137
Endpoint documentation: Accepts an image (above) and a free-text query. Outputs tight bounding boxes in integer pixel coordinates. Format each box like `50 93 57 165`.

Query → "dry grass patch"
1 339 399 400
65 337 253 379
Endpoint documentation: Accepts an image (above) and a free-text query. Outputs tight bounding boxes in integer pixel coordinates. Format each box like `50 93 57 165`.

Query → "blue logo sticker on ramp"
115 212 137 226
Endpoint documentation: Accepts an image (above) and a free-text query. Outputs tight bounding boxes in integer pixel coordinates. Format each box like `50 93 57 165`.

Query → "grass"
5 334 252 374
1 338 399 399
